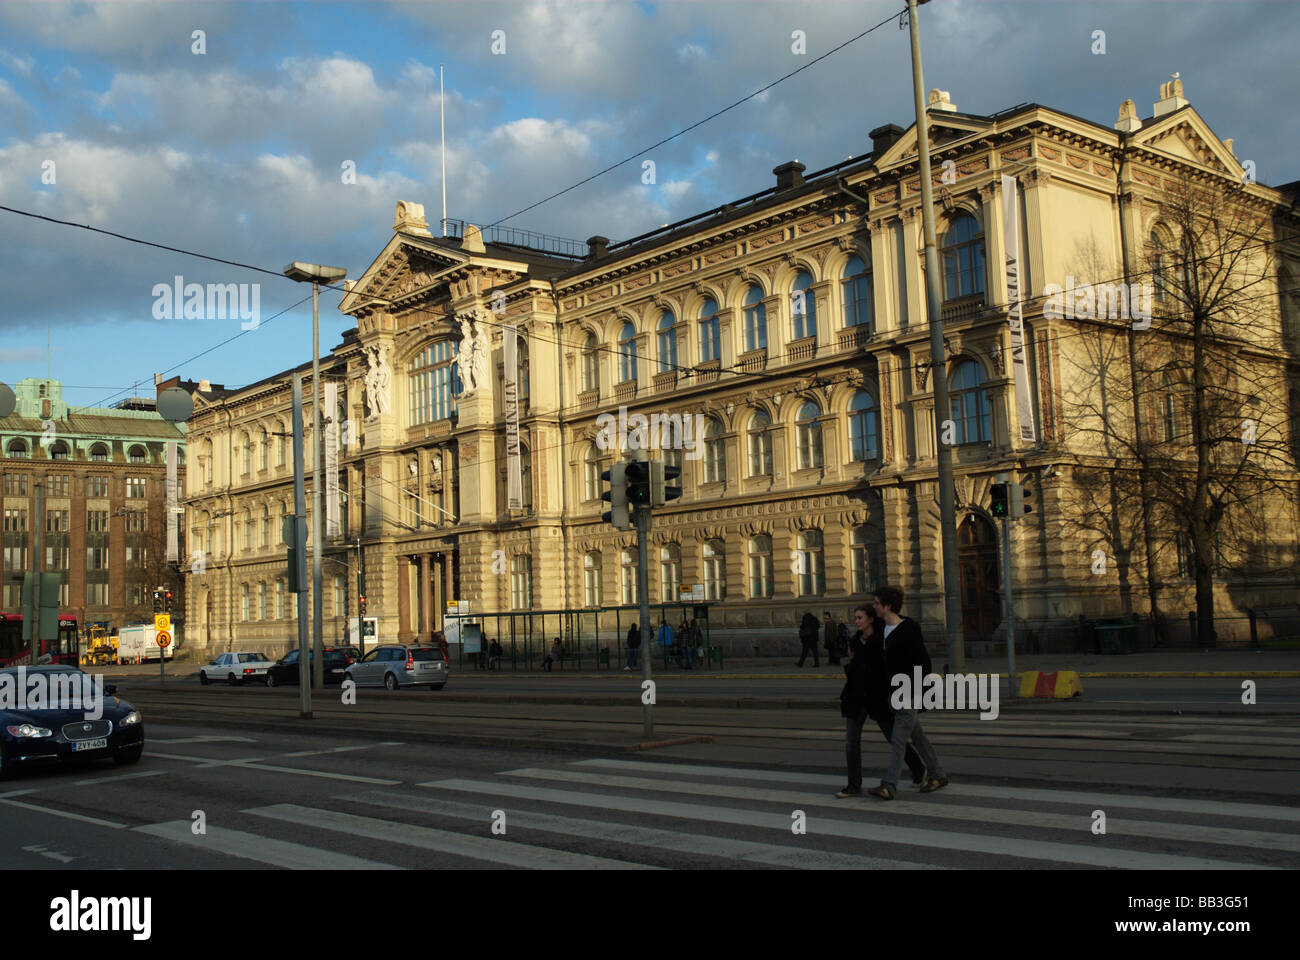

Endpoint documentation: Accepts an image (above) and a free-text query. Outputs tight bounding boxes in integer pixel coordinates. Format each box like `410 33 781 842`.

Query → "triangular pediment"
875 114 993 169
341 233 472 313
1131 108 1242 176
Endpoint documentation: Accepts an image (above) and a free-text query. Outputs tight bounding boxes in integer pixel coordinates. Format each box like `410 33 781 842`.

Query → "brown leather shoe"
919 776 949 794
866 784 895 801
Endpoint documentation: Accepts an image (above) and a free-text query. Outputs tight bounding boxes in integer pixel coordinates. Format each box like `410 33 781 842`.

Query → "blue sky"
1 0 1297 408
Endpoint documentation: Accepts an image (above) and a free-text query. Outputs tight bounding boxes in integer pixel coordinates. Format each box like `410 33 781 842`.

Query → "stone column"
899 207 925 329
420 553 434 643
397 555 411 641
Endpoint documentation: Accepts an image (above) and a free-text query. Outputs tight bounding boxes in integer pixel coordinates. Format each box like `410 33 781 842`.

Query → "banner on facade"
503 325 522 510
324 381 341 537
165 441 179 564
1002 174 1037 443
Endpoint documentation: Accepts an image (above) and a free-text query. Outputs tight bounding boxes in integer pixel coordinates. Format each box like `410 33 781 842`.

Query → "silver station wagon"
346 645 448 690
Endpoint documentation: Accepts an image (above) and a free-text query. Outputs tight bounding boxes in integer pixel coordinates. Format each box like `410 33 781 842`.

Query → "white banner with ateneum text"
166 441 179 563
324 381 341 537
1002 174 1037 443
504 325 522 510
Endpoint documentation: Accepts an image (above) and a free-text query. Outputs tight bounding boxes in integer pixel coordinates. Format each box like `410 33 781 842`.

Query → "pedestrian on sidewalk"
797 611 820 667
866 586 947 800
823 610 840 665
835 620 871 797
857 605 926 788
836 616 851 661
487 637 503 671
625 623 641 671
542 636 563 672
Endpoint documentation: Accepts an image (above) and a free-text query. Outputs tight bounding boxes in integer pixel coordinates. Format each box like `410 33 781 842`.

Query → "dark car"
324 646 363 667
265 649 348 687
0 666 145 780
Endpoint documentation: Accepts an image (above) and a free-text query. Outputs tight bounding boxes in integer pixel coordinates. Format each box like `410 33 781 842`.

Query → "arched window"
791 272 817 341
699 299 721 363
841 256 873 329
584 551 603 606
848 390 879 461
621 548 638 605
510 555 532 610
618 322 638 383
239 434 250 474
742 285 767 352
703 539 726 600
850 526 872 594
207 514 220 557
261 504 271 547
657 543 682 602
49 440 70 460
517 336 530 405
409 341 458 424
941 215 985 300
258 582 267 621
5 439 28 458
796 401 823 469
747 410 772 476
259 428 269 471
1150 231 1167 302
797 529 825 596
90 443 109 463
240 583 250 621
275 422 287 468
703 418 725 484
584 444 602 501
243 509 254 550
1160 372 1182 442
748 535 773 599
129 444 147 464
949 360 990 444
657 311 678 374
581 333 600 393
519 444 533 512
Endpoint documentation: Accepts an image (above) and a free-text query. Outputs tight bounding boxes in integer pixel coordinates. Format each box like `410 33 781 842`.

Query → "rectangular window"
125 511 147 533
510 556 532 610
3 508 28 532
87 476 109 497
45 474 69 496
87 510 109 533
125 545 148 568
3 474 27 495
45 544 70 570
87 546 110 570
45 509 69 533
87 582 109 606
126 477 147 499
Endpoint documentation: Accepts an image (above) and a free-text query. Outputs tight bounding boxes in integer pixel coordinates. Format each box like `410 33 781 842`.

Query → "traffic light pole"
1001 513 1016 698
635 504 653 739
292 374 312 719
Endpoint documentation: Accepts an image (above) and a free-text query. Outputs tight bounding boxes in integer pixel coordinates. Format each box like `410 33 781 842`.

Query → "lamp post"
283 262 347 690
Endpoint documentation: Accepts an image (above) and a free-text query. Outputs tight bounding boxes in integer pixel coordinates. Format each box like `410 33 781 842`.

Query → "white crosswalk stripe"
133 820 403 870
573 759 1300 823
345 789 948 870
496 766 1297 857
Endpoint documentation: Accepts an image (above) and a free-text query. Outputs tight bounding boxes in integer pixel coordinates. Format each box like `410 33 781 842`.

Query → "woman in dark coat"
859 606 927 787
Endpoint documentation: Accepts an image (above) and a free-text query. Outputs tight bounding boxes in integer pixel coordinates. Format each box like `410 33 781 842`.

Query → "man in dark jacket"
866 585 948 800
858 609 926 787
823 611 840 665
796 612 820 667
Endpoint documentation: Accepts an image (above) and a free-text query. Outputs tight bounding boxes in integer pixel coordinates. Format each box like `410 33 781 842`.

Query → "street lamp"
283 261 347 691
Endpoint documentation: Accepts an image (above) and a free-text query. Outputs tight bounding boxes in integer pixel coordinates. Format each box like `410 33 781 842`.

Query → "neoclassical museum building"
181 77 1300 659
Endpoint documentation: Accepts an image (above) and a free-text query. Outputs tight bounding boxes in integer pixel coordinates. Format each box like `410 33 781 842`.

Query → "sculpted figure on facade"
364 342 392 418
455 313 493 397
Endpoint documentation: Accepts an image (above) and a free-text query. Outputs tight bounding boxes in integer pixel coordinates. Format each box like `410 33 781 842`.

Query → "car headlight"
120 711 142 726
6 723 53 738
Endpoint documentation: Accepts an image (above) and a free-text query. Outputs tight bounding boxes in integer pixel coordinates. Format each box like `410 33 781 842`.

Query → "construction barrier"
1019 670 1084 699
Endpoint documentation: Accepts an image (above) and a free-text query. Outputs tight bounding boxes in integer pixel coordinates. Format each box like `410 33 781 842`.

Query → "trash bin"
598 648 610 667
1094 617 1136 654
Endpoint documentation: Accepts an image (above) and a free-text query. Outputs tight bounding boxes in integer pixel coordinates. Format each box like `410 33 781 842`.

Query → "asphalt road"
2 701 1297 870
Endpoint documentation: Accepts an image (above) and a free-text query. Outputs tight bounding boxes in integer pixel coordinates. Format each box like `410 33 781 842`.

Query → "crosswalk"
127 757 1295 869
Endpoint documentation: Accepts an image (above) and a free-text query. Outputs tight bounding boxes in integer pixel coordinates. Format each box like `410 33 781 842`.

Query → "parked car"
325 646 362 667
346 645 448 690
200 652 272 685
265 649 348 687
0 666 144 780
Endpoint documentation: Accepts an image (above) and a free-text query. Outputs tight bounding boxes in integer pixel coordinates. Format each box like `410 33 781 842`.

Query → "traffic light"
989 482 1008 517
601 461 631 530
359 594 367 616
164 590 174 613
1009 483 1034 519
152 590 163 613
282 515 307 592
625 459 651 508
650 460 682 507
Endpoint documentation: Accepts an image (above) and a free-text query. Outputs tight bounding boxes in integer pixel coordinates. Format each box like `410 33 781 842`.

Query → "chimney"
927 89 956 113
870 124 904 157
1153 72 1187 118
586 236 610 261
773 160 806 191
1114 98 1142 133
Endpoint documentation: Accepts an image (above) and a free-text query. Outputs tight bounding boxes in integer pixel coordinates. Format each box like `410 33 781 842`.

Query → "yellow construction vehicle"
82 626 118 666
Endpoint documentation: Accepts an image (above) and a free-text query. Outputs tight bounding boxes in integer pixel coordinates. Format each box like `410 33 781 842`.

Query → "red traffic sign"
156 630 172 648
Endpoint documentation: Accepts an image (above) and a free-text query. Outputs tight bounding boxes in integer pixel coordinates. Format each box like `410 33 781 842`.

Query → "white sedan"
200 652 273 685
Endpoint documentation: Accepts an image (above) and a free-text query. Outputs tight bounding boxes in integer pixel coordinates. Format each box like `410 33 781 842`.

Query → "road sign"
156 630 172 648
155 613 171 633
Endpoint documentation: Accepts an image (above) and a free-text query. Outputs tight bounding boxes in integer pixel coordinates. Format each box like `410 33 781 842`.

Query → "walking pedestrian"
796 611 820 667
836 616 851 661
866 587 948 800
835 621 871 797
625 623 641 670
823 610 839 665
857 605 927 788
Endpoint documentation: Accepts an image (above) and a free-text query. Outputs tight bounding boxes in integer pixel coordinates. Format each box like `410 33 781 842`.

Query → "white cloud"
0 50 34 76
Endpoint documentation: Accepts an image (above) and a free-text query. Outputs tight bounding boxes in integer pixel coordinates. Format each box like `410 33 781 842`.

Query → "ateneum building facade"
182 80 1300 659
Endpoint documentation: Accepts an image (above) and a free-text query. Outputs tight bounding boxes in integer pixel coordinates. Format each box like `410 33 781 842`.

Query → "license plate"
72 738 108 752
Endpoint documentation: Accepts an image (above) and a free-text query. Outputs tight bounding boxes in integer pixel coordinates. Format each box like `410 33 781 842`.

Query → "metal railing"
439 219 588 259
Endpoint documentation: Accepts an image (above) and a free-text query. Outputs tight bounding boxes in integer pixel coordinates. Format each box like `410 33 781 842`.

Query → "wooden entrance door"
957 515 1001 644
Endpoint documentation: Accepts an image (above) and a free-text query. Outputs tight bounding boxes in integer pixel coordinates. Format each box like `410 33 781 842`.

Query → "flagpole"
440 63 447 236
